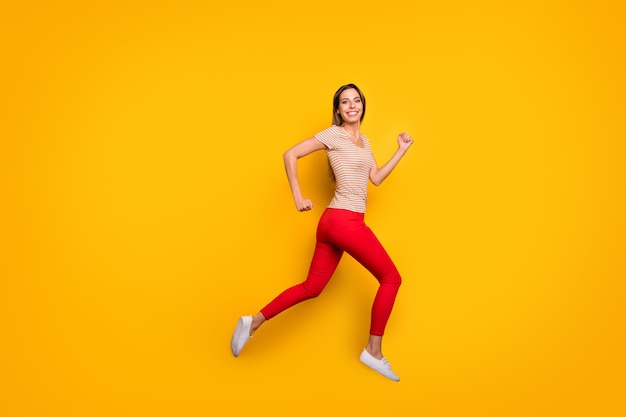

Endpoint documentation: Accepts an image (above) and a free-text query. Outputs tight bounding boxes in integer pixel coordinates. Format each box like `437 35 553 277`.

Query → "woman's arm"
369 132 414 186
283 136 327 211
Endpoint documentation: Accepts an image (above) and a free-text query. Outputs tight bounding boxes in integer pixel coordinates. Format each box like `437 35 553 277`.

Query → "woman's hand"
397 132 414 152
295 197 313 212
369 131 414 185
296 198 313 211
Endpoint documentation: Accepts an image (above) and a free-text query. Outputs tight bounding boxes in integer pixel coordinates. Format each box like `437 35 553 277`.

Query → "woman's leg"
325 210 402 354
332 213 402 380
239 241 342 341
251 209 343 335
232 210 343 356
259 240 343 321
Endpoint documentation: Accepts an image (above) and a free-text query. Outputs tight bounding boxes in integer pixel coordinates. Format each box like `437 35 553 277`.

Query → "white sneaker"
359 348 400 382
231 316 252 357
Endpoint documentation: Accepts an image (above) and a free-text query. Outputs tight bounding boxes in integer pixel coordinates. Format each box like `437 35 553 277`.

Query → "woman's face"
337 88 363 124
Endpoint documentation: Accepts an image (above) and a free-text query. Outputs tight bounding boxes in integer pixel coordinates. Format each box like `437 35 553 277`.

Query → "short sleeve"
314 126 342 150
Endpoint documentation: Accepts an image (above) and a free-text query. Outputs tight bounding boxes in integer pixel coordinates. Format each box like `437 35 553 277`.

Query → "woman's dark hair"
332 83 366 126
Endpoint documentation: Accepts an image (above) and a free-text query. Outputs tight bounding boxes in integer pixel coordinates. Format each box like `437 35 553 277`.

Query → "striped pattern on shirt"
314 125 374 214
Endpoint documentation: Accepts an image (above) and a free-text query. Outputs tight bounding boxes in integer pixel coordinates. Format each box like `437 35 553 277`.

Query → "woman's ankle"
250 313 266 335
366 335 384 359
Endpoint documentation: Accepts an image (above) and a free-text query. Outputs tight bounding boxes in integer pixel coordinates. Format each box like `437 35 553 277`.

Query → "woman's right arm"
283 136 327 212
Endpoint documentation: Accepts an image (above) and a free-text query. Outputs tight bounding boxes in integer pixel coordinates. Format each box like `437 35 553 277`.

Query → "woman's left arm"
369 132 414 186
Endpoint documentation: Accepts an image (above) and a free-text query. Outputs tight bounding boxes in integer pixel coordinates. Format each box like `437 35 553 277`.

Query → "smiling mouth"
347 111 359 116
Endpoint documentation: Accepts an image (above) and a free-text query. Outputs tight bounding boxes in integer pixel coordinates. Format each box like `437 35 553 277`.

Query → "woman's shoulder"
325 125 344 134
315 125 343 138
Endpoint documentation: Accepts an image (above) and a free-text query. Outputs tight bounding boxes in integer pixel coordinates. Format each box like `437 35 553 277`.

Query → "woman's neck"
341 122 360 137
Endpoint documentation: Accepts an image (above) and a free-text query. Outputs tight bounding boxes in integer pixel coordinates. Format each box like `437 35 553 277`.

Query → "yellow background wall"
1 1 624 416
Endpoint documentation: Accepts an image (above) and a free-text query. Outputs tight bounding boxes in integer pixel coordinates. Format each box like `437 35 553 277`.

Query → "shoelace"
382 358 392 368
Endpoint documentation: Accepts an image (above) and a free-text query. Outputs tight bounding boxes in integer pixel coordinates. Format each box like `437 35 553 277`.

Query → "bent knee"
301 282 324 299
381 272 402 287
393 274 402 287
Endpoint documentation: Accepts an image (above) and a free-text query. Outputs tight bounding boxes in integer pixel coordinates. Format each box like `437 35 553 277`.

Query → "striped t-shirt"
315 125 374 213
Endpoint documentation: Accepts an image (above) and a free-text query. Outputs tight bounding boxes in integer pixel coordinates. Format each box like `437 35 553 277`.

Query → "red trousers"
260 208 402 336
